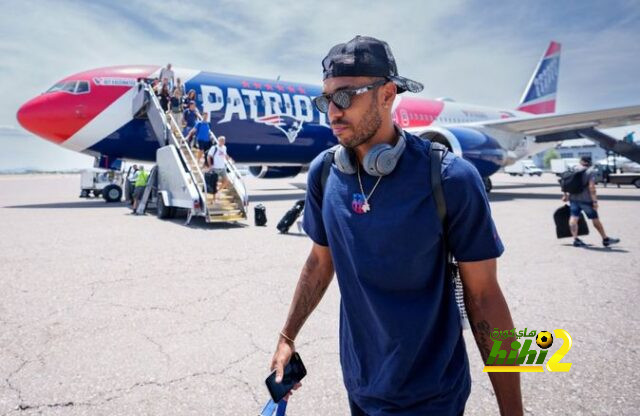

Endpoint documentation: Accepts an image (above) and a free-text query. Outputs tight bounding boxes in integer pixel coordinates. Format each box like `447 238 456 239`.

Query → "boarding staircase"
132 83 248 223
577 128 640 164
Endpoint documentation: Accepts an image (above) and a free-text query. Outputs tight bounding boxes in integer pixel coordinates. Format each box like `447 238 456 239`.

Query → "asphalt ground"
0 172 638 416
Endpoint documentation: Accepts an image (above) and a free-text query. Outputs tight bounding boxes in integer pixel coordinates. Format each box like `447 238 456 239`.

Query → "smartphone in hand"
265 352 307 403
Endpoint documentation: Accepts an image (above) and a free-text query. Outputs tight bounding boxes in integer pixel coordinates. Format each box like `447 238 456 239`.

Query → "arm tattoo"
473 319 492 360
284 253 333 338
465 291 493 359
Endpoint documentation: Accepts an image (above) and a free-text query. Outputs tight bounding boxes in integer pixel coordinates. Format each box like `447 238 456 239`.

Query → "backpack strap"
430 142 448 225
320 148 337 194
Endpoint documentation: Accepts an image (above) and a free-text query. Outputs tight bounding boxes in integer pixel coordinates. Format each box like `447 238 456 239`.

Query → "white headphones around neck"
334 128 407 176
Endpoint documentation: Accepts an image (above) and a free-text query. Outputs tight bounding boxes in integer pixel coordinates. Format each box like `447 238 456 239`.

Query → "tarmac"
0 172 638 416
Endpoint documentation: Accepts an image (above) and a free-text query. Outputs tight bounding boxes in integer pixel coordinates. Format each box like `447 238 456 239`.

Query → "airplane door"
399 109 409 127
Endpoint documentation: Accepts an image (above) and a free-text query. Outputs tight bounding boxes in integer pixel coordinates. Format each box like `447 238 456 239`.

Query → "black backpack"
560 169 586 194
319 142 469 328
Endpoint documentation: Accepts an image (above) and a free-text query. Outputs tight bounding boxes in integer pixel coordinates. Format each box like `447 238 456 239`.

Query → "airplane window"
46 82 65 93
62 81 77 92
75 81 89 93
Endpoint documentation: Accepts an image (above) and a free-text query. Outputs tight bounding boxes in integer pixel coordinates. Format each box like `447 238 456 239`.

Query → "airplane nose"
17 96 51 138
16 95 72 144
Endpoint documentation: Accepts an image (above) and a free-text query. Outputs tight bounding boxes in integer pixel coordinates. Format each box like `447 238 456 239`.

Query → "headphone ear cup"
362 144 392 176
334 146 357 174
363 134 407 176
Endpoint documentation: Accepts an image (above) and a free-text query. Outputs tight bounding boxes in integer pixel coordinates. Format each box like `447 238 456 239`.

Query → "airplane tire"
156 195 171 219
102 185 122 203
483 177 492 193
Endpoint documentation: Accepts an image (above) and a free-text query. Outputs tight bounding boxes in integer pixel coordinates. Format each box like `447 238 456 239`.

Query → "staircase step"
206 214 245 223
206 194 233 200
208 207 242 214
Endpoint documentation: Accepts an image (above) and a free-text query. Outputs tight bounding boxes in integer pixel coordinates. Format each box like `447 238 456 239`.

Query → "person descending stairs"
131 81 248 223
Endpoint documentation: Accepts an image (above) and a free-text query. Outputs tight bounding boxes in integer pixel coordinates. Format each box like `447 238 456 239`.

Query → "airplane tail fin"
517 41 561 114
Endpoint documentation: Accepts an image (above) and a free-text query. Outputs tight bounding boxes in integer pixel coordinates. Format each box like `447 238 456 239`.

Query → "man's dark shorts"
198 141 212 153
570 200 598 219
133 186 145 200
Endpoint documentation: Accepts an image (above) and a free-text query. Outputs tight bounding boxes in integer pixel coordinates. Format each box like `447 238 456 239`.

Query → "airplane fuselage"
16 65 545 179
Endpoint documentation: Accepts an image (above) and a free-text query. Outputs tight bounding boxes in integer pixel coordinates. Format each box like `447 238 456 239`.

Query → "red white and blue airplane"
16 41 640 189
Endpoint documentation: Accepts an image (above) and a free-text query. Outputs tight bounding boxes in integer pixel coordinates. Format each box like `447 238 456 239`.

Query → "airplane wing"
478 104 640 136
474 104 640 163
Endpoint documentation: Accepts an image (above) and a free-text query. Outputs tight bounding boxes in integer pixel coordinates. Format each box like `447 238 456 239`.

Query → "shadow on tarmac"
489 192 640 203
559 243 629 253
149 213 249 230
252 188 301 192
492 183 561 190
4 201 128 209
249 192 306 203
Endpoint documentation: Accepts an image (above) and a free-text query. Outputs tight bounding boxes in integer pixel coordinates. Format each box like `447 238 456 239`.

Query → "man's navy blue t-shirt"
302 133 504 415
183 109 197 128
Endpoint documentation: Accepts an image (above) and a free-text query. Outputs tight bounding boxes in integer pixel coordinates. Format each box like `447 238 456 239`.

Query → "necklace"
356 164 382 213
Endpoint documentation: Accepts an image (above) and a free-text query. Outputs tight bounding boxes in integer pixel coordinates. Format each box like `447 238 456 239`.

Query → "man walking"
159 63 175 90
186 112 212 165
207 136 230 198
182 101 198 141
131 166 149 214
270 36 522 415
562 156 620 247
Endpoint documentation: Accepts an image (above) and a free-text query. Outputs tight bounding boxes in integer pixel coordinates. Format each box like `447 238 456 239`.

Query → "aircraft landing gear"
102 184 123 202
483 177 492 193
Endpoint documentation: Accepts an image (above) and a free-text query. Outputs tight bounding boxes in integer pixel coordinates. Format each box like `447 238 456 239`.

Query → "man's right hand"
270 336 295 383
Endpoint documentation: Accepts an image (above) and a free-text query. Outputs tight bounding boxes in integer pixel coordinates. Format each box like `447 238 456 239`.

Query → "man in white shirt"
126 164 139 204
159 63 175 90
207 136 231 197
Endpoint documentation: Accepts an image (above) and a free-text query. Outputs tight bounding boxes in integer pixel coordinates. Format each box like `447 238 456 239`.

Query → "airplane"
16 41 640 193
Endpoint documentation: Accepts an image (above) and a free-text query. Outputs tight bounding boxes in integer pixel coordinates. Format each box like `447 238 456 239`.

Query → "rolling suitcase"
277 200 305 234
553 205 589 238
204 171 218 194
255 204 267 226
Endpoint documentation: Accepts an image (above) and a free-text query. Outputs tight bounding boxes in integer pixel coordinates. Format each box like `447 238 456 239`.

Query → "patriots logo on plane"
256 114 304 143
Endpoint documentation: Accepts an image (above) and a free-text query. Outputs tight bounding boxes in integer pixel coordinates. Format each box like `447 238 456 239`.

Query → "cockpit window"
45 80 90 94
75 81 89 93
46 82 65 93
62 81 77 92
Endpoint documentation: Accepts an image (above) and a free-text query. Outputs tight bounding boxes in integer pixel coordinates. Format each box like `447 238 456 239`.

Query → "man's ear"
380 82 397 108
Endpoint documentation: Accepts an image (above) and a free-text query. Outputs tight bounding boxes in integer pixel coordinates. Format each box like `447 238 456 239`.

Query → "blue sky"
1 0 639 170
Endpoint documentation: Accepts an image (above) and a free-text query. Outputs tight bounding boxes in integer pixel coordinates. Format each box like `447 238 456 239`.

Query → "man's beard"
339 98 382 149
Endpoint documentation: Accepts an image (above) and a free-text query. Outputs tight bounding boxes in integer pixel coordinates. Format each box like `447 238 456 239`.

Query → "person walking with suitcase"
561 156 620 247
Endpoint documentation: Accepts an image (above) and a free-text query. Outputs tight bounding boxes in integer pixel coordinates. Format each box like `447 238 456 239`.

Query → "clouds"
1 0 639 169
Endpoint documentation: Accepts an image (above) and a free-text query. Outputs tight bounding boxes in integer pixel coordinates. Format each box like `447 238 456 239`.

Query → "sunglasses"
312 79 388 113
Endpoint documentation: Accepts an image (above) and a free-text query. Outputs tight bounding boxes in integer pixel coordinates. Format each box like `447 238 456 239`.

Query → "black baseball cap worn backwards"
322 35 424 94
